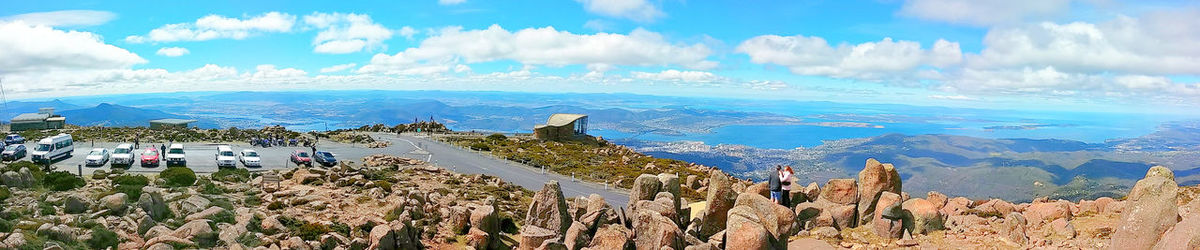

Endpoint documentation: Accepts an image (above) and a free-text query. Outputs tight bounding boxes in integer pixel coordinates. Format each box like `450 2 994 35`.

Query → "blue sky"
1 0 1198 114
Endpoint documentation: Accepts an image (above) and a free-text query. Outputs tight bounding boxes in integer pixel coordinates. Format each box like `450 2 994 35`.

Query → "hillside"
58 103 216 128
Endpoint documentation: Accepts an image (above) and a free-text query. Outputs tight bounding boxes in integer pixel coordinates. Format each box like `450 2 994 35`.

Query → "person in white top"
780 165 794 208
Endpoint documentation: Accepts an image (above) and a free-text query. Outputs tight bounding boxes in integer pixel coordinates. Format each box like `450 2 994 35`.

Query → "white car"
215 145 237 168
85 148 110 167
111 143 136 166
166 144 186 166
239 149 261 168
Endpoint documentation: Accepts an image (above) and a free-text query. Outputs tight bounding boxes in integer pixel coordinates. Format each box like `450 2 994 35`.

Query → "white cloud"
155 47 190 57
898 0 1072 26
250 64 307 81
398 26 417 40
928 94 977 101
576 0 664 22
737 34 961 80
439 0 467 5
0 10 116 27
304 12 394 54
319 63 358 73
0 20 145 73
359 24 715 75
583 19 612 31
967 11 1200 75
631 70 722 82
125 12 295 43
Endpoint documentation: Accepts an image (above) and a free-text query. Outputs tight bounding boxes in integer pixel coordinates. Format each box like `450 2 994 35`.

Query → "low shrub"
236 233 261 247
0 219 11 233
38 202 55 216
212 168 251 183
245 215 263 233
208 210 236 224
5 161 44 180
243 195 262 206
195 232 220 248
0 186 10 201
112 174 150 186
42 171 84 191
86 226 119 250
295 222 331 241
486 133 507 141
159 167 197 187
267 201 285 210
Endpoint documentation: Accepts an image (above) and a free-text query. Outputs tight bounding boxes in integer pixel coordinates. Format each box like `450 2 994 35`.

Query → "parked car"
111 143 136 166
31 134 72 163
4 134 25 145
85 148 110 167
2 144 26 161
166 144 186 166
313 151 337 167
215 145 236 168
239 149 261 168
141 147 160 167
290 150 311 167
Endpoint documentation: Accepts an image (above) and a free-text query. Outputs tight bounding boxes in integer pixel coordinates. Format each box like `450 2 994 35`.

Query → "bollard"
77 164 82 177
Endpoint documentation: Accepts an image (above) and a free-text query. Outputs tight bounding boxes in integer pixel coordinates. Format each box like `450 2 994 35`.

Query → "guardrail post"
77 164 82 177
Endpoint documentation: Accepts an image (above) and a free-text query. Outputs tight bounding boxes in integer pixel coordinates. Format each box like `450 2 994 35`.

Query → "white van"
166 144 186 166
215 145 236 168
31 134 73 163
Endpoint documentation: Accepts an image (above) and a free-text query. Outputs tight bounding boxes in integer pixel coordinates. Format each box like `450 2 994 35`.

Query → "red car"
290 150 311 167
141 147 160 167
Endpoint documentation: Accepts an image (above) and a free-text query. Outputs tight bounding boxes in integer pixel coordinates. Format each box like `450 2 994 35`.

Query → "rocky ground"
0 152 1196 249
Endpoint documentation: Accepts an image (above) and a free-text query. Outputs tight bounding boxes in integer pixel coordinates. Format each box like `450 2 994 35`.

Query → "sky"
1 0 1199 114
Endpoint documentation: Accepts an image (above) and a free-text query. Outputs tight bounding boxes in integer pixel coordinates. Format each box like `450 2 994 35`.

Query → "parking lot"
5 139 404 175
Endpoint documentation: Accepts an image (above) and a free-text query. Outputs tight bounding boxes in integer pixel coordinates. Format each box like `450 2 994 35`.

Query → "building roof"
45 117 65 122
12 113 49 122
545 114 587 127
149 119 198 125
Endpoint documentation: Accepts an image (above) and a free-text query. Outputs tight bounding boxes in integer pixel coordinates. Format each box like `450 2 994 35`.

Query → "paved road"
373 133 631 209
8 132 632 208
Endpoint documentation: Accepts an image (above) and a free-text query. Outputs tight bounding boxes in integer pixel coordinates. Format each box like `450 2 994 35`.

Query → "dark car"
290 150 311 167
1 144 26 161
313 151 337 167
4 134 25 145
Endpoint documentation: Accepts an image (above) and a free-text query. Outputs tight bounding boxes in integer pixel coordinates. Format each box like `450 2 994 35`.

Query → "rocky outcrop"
1002 212 1028 246
368 221 424 250
630 174 662 207
138 188 172 221
819 179 858 205
1112 166 1180 250
723 193 793 250
857 158 902 226
872 191 904 239
903 198 945 235
100 193 128 214
587 224 632 249
527 181 572 237
1 167 34 188
696 171 736 241
519 225 559 250
64 194 91 214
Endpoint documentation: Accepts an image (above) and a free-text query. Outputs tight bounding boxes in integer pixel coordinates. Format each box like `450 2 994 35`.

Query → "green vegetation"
486 133 508 141
447 136 710 199
66 125 305 143
267 201 285 210
5 161 45 180
212 168 251 182
160 167 197 187
0 187 10 201
86 226 120 250
43 171 85 191
111 174 150 200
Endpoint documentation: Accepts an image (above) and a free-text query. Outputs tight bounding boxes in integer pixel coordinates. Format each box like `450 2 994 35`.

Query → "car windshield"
5 136 14 139
35 144 51 151
320 152 334 158
245 152 258 157
114 148 131 154
297 152 309 157
220 151 235 156
168 148 184 154
143 150 157 156
89 150 104 156
4 145 17 151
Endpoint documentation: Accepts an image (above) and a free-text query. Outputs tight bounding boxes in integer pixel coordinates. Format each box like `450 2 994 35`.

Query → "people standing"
160 144 166 157
780 166 794 207
768 165 782 205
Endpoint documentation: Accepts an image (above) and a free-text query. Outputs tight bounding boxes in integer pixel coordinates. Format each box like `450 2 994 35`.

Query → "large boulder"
64 194 91 214
1095 197 1116 214
787 238 836 250
725 206 773 250
927 191 948 210
100 193 129 214
447 206 470 234
731 192 795 238
802 182 820 203
367 221 423 250
630 174 662 206
138 189 172 221
470 201 501 238
1112 168 1180 250
902 198 945 235
1 167 34 188
632 207 685 250
857 158 902 226
871 192 904 239
976 199 1015 216
1153 210 1200 250
526 181 572 237
564 221 591 250
1022 201 1072 225
818 178 857 205
940 197 971 216
171 219 213 240
658 173 682 219
1002 212 1028 246
587 224 632 249
829 204 857 230
697 171 736 241
744 182 770 199
519 225 558 250
179 195 210 215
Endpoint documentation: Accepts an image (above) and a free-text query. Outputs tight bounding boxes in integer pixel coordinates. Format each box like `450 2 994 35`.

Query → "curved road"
373 133 631 209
